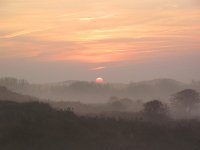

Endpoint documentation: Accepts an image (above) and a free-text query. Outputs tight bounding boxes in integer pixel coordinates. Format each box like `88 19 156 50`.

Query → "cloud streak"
0 0 199 64
0 27 54 39
90 66 106 71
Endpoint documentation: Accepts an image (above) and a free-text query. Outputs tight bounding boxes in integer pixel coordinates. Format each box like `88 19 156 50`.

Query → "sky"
0 0 200 83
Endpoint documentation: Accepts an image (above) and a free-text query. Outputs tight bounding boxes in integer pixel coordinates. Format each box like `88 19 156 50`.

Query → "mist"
0 77 200 118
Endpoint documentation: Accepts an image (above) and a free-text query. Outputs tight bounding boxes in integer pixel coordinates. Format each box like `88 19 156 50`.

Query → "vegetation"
143 100 169 122
0 100 200 150
0 80 200 149
1 77 200 103
171 89 200 118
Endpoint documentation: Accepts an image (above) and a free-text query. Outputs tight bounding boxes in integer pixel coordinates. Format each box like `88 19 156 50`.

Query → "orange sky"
0 0 200 82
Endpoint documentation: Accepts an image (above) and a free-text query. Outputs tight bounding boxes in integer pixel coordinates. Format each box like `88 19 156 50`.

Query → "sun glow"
95 77 104 84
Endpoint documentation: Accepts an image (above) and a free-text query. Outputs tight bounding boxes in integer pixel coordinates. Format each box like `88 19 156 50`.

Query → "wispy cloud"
79 17 95 21
0 27 54 39
0 0 199 64
90 66 106 71
79 14 115 21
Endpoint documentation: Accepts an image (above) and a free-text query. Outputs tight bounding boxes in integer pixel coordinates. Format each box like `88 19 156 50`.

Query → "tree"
171 89 200 117
143 100 168 121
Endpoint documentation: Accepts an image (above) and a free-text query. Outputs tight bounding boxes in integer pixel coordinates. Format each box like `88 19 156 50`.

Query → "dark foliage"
0 101 200 150
143 100 169 122
171 89 200 118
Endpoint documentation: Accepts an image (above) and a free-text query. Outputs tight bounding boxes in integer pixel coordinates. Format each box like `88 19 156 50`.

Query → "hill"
0 86 37 102
0 77 200 103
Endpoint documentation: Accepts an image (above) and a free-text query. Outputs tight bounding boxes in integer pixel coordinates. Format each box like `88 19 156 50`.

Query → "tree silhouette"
171 89 200 118
143 100 168 121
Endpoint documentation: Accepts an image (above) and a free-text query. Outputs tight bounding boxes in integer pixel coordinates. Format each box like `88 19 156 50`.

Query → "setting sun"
0 0 199 82
95 77 104 84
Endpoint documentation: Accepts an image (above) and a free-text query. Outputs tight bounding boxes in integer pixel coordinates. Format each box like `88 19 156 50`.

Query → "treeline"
50 89 200 120
1 77 200 102
0 100 200 150
0 82 200 120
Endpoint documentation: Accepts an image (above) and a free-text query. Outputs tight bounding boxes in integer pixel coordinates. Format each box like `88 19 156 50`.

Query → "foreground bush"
0 101 200 150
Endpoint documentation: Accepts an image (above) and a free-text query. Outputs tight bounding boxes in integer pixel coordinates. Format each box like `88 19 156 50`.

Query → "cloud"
90 66 106 71
0 36 83 61
79 14 115 22
0 0 199 65
0 27 54 39
79 17 95 21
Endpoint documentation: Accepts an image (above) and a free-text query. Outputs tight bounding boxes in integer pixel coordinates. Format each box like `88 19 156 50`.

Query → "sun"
95 77 104 84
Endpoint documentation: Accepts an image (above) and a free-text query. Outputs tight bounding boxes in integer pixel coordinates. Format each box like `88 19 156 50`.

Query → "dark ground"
0 101 200 150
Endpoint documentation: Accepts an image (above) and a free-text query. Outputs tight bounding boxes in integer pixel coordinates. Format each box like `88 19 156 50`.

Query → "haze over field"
0 0 200 83
0 77 199 103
